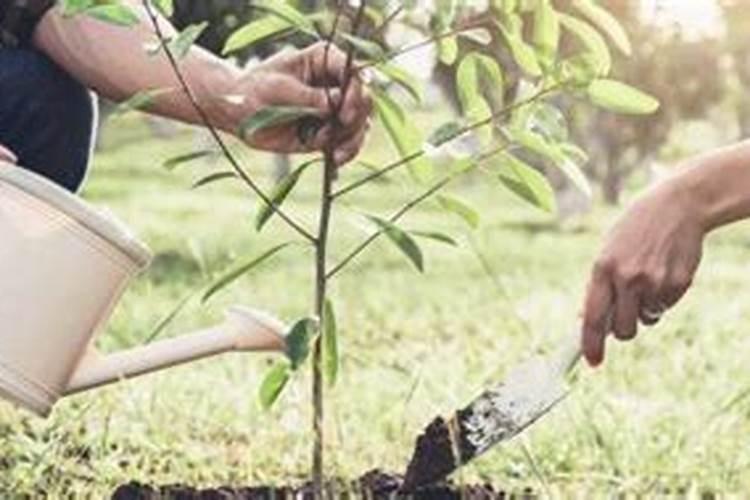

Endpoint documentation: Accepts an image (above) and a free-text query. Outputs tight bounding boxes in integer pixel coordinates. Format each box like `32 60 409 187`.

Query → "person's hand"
0 144 17 164
581 178 706 366
219 42 373 165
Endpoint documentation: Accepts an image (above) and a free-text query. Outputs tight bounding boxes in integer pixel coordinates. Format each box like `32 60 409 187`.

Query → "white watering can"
0 162 288 417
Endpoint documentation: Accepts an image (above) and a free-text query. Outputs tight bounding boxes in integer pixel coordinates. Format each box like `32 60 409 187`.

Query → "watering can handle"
64 307 287 395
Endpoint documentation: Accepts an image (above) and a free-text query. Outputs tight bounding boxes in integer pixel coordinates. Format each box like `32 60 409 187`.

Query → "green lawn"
2 115 750 497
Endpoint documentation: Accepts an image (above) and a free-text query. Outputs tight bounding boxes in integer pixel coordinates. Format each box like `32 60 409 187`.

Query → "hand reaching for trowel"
581 140 750 366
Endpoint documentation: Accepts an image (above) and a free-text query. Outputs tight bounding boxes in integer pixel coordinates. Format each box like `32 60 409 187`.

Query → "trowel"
403 330 585 490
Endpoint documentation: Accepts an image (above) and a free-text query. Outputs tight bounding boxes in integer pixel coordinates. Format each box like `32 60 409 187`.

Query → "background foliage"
2 0 750 496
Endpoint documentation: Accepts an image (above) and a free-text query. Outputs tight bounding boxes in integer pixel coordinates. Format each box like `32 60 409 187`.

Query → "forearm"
32 0 240 132
672 140 750 233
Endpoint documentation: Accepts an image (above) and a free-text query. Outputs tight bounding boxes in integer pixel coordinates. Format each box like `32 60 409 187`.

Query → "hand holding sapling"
221 42 373 164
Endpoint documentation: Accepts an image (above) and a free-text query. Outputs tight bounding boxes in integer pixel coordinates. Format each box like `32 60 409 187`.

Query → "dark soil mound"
112 469 530 499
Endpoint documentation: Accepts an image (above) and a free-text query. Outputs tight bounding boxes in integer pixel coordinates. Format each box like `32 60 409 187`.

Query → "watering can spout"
63 306 287 396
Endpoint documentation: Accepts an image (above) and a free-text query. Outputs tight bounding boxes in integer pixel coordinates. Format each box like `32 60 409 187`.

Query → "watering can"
0 162 288 418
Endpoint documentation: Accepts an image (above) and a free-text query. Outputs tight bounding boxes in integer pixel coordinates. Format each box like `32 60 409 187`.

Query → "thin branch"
326 143 511 280
332 83 565 199
358 22 486 72
141 0 316 243
312 0 368 489
326 177 451 279
373 4 404 38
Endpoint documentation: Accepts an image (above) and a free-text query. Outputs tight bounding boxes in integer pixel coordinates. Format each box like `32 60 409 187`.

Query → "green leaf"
191 171 238 189
559 14 611 76
457 53 486 112
526 102 569 142
114 88 171 115
456 53 503 143
458 28 492 45
255 160 316 231
60 0 94 17
366 215 424 272
153 0 173 17
496 19 542 77
492 152 556 213
573 0 632 56
372 89 432 183
533 0 560 66
84 3 140 26
411 231 459 247
438 36 459 65
170 22 208 59
587 79 660 115
223 16 292 54
239 106 320 139
437 194 480 229
323 299 339 387
340 33 385 60
253 0 315 34
286 318 317 370
374 63 424 104
428 121 465 147
505 127 591 198
497 0 517 14
259 361 291 410
163 150 215 171
202 243 292 303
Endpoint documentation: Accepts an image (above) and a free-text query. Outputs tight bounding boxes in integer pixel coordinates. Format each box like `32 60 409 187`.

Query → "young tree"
64 0 658 491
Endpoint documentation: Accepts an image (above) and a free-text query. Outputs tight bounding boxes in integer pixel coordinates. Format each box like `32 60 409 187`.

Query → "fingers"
639 300 663 326
306 41 348 85
304 42 373 129
0 144 17 164
334 121 369 166
268 75 341 115
612 280 640 341
300 81 372 161
340 74 373 128
582 261 615 367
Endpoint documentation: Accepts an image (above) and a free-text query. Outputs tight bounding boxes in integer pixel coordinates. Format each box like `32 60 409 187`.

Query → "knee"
0 50 98 192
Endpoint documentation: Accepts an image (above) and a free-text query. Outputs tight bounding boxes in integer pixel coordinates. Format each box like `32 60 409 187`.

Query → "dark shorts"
0 47 97 192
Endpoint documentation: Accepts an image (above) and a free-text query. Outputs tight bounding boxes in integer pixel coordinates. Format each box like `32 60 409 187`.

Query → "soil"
402 416 458 490
112 469 530 500
402 409 480 491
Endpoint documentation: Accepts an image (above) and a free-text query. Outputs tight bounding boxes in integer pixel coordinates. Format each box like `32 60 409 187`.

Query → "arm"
581 139 750 366
31 1 371 162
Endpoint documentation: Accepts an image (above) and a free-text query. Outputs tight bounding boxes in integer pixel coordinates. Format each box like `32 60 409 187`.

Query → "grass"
2 112 750 498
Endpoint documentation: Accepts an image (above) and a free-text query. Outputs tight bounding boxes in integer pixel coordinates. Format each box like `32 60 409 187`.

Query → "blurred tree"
560 0 723 205
425 1 725 206
720 0 750 137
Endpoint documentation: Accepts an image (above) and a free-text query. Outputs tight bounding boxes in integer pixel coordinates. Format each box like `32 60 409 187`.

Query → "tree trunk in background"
602 163 622 205
735 53 750 138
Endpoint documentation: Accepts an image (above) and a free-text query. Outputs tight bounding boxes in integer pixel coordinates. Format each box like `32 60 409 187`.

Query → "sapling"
64 0 658 492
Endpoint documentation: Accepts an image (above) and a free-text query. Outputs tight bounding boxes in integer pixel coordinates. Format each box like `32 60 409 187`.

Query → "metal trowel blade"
402 354 570 491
